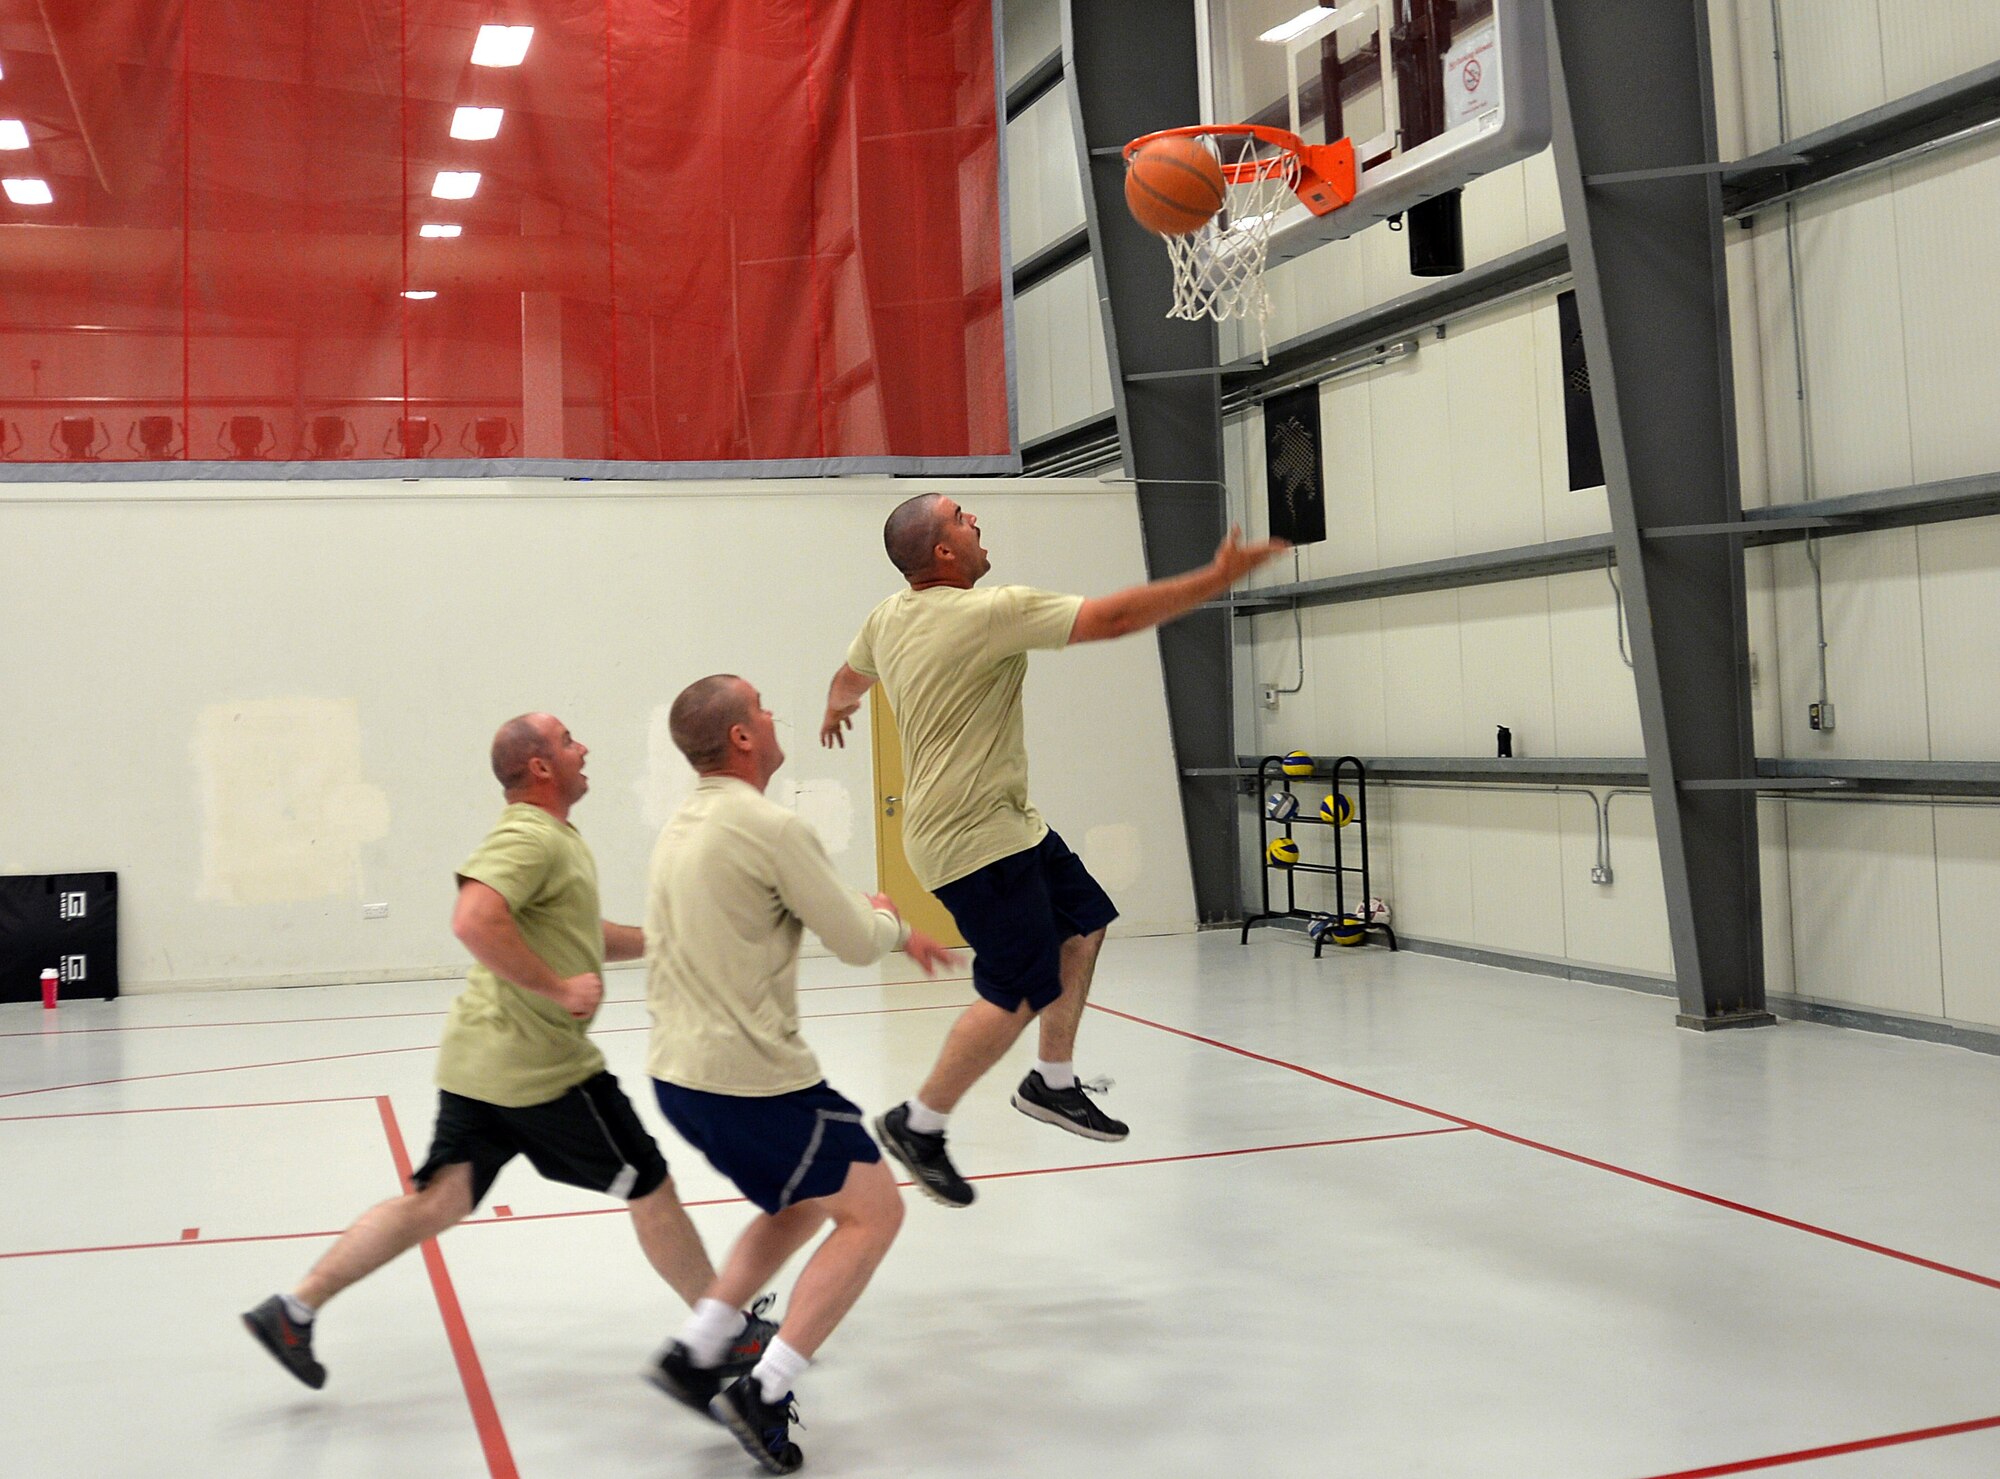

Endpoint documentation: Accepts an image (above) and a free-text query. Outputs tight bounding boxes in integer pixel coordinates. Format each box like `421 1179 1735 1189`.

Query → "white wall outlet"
361 902 389 920
1259 684 1280 709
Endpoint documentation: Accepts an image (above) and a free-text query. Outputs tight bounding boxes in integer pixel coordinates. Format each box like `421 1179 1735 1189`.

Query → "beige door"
870 690 964 947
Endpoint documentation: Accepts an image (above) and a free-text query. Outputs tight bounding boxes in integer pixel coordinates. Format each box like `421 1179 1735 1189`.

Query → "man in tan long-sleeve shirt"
644 674 954 1476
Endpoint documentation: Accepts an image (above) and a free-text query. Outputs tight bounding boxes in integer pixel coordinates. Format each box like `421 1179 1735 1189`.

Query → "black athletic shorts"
932 828 1119 1013
412 1071 669 1209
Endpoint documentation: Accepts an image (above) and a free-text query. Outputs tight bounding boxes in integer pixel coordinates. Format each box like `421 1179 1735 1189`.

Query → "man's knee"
832 1159 904 1239
411 1164 475 1231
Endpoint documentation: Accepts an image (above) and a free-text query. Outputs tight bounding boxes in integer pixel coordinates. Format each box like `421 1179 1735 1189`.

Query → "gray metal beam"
1545 0 1772 1029
1723 59 2000 216
1012 225 1091 297
1062 0 1238 923
1227 533 1617 612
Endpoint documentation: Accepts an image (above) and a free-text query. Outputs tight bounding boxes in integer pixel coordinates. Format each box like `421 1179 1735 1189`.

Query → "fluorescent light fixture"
1258 6 1335 43
402 290 438 300
450 106 503 141
431 170 481 199
471 25 533 67
419 222 462 238
3 177 52 205
0 120 27 150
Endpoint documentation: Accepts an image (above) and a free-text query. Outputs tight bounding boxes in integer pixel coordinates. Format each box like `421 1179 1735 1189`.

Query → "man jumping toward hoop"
821 495 1286 1206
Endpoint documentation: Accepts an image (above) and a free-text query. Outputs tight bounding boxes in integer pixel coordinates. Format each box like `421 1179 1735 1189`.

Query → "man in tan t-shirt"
820 494 1286 1208
644 675 954 1474
243 713 764 1393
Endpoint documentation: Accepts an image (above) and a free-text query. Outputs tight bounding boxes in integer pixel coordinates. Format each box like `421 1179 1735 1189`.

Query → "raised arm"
1070 525 1288 645
819 662 877 748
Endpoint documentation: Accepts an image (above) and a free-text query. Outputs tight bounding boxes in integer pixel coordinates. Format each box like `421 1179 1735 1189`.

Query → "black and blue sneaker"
1011 1071 1128 1142
711 1375 804 1474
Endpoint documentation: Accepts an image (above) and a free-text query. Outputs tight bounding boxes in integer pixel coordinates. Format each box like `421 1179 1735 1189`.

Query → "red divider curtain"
0 0 1011 471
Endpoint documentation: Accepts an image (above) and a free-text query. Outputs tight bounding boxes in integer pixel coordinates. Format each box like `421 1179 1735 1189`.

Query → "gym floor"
5 931 1998 1477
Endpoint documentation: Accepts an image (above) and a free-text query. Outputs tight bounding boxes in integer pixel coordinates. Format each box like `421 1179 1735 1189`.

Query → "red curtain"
0 0 1010 469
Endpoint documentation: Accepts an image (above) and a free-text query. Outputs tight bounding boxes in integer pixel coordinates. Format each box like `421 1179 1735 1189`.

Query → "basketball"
1266 837 1300 867
1281 750 1314 777
1125 136 1226 236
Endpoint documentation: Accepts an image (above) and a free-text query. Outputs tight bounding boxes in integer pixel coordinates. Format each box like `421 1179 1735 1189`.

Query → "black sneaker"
875 1103 974 1208
1011 1071 1129 1142
711 1375 804 1475
645 1339 725 1416
242 1295 326 1389
719 1293 780 1378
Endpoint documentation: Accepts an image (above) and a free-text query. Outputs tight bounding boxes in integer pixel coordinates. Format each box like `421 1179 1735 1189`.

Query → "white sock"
279 1293 316 1324
1034 1059 1076 1090
752 1336 811 1402
904 1097 948 1135
678 1297 748 1368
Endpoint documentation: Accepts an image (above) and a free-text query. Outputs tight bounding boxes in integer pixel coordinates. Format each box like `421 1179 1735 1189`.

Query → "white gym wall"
1 477 1196 990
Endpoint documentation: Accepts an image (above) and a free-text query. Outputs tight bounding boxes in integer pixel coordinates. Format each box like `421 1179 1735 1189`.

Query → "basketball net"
1157 131 1298 363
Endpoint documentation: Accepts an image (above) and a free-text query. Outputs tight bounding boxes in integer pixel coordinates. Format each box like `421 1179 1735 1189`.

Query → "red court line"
0 1126 1471 1259
1089 1003 2000 1294
0 1042 438 1101
1635 1411 2000 1477
180 1228 198 1241
0 974 971 1038
376 1095 517 1479
0 999 971 1101
0 1094 379 1122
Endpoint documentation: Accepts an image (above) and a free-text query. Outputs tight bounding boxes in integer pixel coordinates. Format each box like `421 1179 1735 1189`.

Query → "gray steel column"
1544 1 1772 1027
1062 0 1239 923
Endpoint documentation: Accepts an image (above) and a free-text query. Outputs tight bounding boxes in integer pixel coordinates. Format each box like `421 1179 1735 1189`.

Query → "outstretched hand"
903 929 960 976
1211 524 1290 585
821 701 859 748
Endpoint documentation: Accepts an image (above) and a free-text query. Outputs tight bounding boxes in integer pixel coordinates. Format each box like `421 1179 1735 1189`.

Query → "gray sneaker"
242 1295 326 1389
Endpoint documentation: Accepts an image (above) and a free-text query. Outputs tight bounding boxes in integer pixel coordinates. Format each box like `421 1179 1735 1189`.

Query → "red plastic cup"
40 968 59 1010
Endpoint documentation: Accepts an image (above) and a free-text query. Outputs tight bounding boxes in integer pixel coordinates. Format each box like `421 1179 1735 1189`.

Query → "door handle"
884 795 899 816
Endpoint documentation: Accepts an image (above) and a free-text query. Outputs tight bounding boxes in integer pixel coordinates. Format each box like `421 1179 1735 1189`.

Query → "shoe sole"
241 1313 326 1390
710 1393 802 1475
1010 1092 1129 1142
873 1114 975 1208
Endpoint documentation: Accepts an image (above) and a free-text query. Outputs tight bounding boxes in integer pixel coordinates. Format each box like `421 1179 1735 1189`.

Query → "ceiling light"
402 290 437 300
0 120 27 150
419 222 462 238
471 25 533 67
1258 7 1336 43
431 170 481 199
450 106 503 141
3 178 53 205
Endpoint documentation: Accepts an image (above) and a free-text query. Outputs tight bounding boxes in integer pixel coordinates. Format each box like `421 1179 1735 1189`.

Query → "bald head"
491 713 555 790
670 675 754 772
884 493 948 579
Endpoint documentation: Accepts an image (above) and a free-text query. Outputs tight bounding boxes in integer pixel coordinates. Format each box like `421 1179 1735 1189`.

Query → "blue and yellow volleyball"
1265 836 1301 867
1265 791 1300 822
1319 791 1353 827
1280 750 1314 777
1329 913 1367 946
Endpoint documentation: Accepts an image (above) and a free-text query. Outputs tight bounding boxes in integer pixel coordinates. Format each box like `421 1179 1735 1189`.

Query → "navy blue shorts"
932 828 1119 1014
653 1080 880 1215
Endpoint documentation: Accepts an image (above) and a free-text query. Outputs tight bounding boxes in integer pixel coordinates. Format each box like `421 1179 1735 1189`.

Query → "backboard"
1202 0 1549 263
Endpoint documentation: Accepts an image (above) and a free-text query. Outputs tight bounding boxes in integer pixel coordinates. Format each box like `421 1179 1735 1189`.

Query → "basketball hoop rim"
1122 123 1308 184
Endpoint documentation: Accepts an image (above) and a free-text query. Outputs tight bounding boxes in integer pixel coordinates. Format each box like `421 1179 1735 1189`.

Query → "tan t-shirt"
847 583 1083 889
646 776 907 1096
435 803 608 1108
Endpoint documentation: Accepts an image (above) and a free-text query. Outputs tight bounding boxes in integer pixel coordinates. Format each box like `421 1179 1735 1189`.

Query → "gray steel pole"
1544 0 1772 1027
